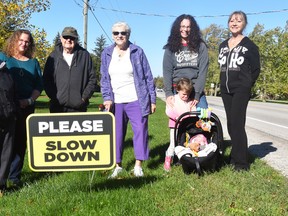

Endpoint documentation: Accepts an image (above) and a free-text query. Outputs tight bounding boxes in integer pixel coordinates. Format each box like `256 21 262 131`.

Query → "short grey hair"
112 22 131 35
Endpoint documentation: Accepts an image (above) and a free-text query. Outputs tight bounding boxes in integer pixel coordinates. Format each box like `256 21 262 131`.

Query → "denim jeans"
197 94 208 109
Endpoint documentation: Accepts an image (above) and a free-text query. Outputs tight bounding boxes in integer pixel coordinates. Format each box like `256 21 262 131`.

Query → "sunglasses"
112 31 127 36
63 36 76 41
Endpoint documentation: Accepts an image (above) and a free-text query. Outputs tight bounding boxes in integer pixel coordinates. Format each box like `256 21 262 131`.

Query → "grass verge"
0 93 287 215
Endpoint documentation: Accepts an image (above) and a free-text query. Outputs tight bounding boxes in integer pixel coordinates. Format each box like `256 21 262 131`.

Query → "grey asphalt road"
157 92 288 178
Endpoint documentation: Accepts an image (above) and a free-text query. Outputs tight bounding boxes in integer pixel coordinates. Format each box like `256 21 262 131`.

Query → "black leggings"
221 91 250 169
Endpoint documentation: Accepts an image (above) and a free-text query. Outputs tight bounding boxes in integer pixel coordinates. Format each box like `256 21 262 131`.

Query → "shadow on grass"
249 142 277 158
221 139 273 165
91 175 159 191
147 141 170 169
119 135 162 169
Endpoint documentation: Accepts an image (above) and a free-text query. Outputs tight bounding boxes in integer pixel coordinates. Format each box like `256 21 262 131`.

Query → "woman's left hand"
151 104 156 114
191 99 199 108
19 99 29 109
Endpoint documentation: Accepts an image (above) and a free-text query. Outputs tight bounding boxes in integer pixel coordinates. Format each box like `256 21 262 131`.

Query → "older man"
43 26 97 112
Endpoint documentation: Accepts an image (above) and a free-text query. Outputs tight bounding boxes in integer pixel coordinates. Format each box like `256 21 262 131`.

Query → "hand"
166 95 175 108
191 99 199 108
103 100 112 111
151 104 156 114
19 99 29 109
189 142 200 152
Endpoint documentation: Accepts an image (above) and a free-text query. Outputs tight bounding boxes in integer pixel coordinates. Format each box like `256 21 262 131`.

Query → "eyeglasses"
19 39 30 45
63 36 76 41
112 31 127 36
180 25 191 29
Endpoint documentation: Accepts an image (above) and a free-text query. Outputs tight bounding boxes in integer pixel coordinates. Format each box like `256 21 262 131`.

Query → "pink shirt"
165 94 196 128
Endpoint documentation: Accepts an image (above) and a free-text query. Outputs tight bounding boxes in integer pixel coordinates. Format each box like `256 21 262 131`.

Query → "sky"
30 0 288 77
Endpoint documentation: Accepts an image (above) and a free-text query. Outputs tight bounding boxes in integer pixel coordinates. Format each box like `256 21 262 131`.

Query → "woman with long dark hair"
162 14 209 171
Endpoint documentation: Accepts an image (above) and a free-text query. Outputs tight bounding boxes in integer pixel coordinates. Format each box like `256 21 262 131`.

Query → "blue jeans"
197 94 208 109
9 106 34 184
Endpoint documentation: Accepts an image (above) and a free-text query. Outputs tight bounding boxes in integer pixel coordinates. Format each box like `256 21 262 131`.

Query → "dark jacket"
43 43 97 110
218 37 260 94
0 60 17 122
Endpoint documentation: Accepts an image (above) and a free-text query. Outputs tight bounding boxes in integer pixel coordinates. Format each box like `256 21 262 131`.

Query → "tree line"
1 0 287 100
155 23 288 101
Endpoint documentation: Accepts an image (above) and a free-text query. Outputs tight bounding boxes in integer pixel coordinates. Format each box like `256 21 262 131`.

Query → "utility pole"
83 0 89 49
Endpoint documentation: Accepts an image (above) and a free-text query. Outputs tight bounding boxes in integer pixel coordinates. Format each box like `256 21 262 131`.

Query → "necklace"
15 59 24 77
15 58 24 77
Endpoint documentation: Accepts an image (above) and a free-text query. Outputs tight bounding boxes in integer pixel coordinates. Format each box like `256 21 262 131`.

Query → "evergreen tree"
91 34 107 91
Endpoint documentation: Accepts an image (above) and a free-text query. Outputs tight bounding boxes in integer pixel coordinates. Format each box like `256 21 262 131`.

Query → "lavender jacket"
100 42 156 117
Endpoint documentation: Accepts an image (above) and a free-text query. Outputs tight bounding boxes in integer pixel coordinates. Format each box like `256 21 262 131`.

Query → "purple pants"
114 100 149 163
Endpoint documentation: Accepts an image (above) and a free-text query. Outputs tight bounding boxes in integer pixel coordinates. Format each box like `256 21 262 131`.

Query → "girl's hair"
3 29 35 58
176 77 193 94
112 22 131 35
228 11 248 30
163 14 206 53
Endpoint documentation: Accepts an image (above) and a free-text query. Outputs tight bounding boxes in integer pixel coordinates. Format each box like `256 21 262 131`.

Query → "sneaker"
132 166 144 177
108 166 123 179
164 156 172 171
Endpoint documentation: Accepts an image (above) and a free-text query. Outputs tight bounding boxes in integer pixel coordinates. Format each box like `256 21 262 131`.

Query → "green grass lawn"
0 93 287 215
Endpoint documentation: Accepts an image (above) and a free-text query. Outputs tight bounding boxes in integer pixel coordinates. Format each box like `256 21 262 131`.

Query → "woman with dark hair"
162 14 209 171
0 29 43 187
218 11 260 171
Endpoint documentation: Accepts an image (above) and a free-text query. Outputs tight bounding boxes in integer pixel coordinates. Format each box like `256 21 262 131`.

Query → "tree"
33 28 51 69
91 34 107 91
249 24 288 100
0 0 51 48
53 32 61 47
0 0 51 70
202 24 228 96
154 76 164 89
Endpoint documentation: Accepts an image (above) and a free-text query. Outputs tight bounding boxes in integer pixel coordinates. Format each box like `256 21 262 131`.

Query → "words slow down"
37 120 105 163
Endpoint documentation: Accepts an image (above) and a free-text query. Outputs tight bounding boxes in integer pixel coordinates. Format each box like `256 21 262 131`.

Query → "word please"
38 120 103 133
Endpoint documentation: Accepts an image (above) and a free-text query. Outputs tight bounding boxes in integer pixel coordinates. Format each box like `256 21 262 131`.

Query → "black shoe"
174 161 182 166
234 166 249 172
7 180 22 189
0 185 5 197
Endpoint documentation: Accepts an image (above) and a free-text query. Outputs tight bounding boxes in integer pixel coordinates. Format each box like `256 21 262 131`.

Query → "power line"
79 0 113 44
87 6 113 44
91 7 288 18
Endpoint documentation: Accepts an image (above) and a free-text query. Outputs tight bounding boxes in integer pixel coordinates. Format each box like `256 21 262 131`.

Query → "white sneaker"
133 166 144 177
108 166 123 179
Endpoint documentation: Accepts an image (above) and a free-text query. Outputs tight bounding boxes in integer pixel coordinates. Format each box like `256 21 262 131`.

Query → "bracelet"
28 97 34 105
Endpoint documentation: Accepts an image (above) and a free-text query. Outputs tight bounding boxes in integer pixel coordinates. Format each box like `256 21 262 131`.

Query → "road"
157 92 288 178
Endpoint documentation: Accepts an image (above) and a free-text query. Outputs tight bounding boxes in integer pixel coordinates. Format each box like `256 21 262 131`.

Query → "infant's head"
189 134 208 151
190 134 207 145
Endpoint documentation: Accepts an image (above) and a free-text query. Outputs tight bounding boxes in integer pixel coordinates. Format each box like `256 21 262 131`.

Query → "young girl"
164 77 196 171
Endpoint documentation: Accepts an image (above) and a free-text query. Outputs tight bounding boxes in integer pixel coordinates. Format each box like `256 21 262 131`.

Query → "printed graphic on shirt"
175 50 198 68
218 46 248 71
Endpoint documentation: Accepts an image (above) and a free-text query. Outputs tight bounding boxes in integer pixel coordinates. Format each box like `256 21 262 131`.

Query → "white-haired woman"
100 22 156 178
